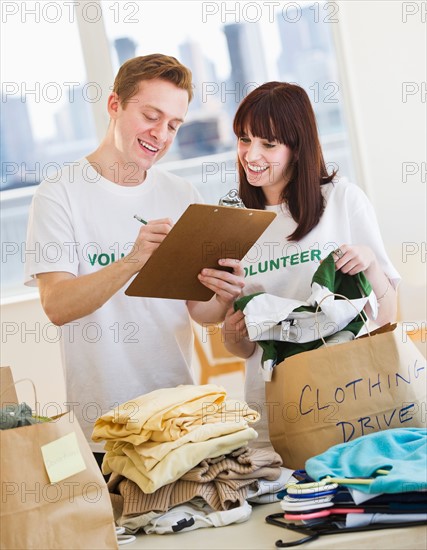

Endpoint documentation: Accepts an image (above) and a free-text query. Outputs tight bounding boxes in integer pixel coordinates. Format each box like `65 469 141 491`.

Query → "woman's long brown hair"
233 82 336 241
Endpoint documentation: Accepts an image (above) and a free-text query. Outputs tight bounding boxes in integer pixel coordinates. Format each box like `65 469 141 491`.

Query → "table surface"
125 501 427 550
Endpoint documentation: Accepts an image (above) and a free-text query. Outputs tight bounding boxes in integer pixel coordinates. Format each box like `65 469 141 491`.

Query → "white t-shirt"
25 159 203 450
240 179 401 448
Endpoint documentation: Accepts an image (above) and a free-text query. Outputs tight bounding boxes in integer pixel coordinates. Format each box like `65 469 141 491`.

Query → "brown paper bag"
0 366 18 406
266 323 427 469
0 379 118 549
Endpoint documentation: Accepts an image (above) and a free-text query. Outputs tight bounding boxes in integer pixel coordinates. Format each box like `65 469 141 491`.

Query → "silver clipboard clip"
218 189 246 208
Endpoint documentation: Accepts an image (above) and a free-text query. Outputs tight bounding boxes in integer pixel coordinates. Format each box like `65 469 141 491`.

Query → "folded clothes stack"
92 384 289 534
272 428 427 538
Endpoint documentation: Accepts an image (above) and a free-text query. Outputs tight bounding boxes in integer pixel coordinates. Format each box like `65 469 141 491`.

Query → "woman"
222 82 400 448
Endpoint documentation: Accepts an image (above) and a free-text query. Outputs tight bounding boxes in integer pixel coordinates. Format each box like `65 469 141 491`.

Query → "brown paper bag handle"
0 378 38 409
314 292 371 346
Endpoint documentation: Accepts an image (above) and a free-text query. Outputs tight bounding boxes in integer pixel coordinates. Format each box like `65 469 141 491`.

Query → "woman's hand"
198 259 245 308
222 306 248 344
333 244 397 325
187 260 246 325
332 244 377 275
221 306 255 358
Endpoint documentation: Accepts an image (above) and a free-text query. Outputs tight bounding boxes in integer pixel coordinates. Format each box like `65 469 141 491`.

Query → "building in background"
1 97 36 190
223 22 268 111
179 40 218 112
276 4 342 136
54 85 96 143
114 37 138 67
177 40 232 158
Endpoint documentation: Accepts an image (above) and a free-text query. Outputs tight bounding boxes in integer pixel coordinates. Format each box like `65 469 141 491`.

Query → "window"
1 3 96 296
1 4 96 191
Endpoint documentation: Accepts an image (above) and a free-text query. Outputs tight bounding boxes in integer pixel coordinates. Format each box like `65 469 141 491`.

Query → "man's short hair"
113 53 193 105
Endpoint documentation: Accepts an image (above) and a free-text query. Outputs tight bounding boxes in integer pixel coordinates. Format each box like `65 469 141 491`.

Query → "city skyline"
2 2 335 141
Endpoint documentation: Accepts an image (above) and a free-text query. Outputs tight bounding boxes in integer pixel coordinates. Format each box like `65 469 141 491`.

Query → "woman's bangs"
234 97 273 140
235 97 294 146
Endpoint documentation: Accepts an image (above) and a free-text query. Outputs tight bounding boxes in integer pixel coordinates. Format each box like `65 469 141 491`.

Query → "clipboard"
125 204 276 301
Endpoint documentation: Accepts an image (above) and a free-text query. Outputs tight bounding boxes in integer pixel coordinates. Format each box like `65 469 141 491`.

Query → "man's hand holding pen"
124 216 174 275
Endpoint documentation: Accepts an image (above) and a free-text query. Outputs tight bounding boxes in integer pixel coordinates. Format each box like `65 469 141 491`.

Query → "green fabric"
234 292 264 312
312 253 372 301
234 252 372 365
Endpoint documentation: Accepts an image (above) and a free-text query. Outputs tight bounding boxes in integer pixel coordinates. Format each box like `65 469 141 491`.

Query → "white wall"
333 0 426 322
1 296 66 412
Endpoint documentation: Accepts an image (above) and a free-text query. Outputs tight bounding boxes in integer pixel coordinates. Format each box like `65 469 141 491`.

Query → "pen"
134 214 147 225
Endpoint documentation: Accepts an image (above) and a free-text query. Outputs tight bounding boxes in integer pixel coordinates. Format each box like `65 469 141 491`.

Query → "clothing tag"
281 321 291 341
41 431 86 483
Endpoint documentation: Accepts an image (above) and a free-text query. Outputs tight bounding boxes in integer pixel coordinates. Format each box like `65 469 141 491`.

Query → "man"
24 54 244 461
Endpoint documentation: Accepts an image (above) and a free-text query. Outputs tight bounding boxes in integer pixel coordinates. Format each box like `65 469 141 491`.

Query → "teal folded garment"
305 427 427 494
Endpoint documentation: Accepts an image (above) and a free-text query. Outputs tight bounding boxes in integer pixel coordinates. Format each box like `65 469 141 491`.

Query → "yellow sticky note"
41 432 86 483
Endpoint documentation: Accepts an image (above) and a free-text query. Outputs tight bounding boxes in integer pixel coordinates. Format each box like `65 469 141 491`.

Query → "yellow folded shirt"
102 427 258 493
149 398 260 443
92 384 227 444
121 420 253 471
